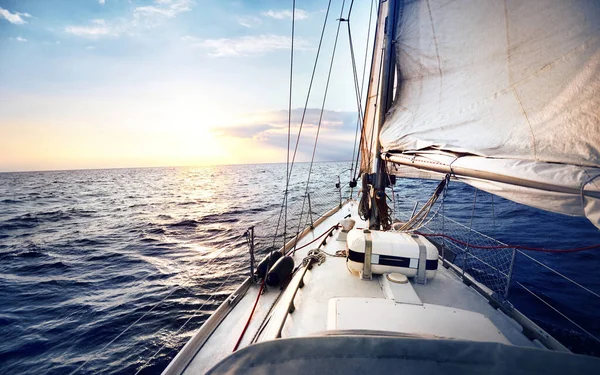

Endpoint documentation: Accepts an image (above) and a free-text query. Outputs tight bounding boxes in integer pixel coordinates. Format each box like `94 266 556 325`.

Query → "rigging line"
293 0 346 253
134 272 236 375
516 250 600 299
463 188 478 276
365 40 385 174
358 0 382 178
347 0 355 17
284 0 296 249
346 9 366 182
347 21 365 140
359 0 375 111
491 194 496 237
68 287 179 375
285 0 333 184
69 232 241 375
351 0 375 181
415 232 600 253
516 281 600 344
272 193 287 248
67 232 245 375
287 224 339 257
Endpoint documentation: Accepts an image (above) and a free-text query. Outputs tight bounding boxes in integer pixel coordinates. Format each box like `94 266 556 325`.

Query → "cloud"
85 45 95 50
0 7 32 25
183 34 310 57
10 36 28 42
133 0 193 27
67 0 193 37
99 0 105 4
212 108 359 161
213 124 273 138
65 19 118 37
262 9 308 20
237 15 262 28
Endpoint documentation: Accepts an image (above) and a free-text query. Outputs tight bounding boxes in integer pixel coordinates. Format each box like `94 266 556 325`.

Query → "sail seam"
425 0 443 105
511 87 538 160
503 0 512 86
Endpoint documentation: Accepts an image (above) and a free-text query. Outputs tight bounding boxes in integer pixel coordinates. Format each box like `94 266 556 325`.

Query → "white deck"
176 201 541 375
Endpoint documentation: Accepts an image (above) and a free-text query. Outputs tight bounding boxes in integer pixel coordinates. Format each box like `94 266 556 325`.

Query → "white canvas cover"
379 0 600 227
385 153 600 227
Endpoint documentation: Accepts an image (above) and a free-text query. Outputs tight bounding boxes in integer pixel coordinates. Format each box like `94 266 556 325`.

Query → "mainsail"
378 0 600 228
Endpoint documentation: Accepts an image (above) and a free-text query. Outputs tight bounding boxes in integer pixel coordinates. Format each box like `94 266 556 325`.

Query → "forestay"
378 0 600 227
359 0 387 175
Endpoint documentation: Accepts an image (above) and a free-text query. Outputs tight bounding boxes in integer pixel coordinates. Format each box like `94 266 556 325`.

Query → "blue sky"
0 0 376 172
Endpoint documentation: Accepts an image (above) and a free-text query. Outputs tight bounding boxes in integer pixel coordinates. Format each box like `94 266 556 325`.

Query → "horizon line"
0 159 355 174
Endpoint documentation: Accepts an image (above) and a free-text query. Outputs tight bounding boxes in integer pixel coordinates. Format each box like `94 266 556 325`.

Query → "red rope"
233 224 339 352
286 224 338 256
232 281 264 352
416 232 600 253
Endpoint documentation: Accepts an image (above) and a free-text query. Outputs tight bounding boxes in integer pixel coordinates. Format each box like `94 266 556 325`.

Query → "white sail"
379 0 600 227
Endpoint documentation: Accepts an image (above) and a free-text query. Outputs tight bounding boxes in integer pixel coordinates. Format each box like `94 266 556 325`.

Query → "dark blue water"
1 163 599 374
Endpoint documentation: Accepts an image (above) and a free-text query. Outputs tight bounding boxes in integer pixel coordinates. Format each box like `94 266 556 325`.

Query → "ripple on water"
0 163 598 375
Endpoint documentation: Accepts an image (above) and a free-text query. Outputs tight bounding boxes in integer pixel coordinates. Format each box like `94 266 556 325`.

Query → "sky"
0 0 377 172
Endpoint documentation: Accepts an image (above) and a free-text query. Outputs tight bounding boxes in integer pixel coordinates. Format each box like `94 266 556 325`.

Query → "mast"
369 0 400 230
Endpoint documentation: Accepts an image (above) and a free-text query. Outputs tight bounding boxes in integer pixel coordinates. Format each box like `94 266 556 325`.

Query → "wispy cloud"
133 0 193 27
262 9 308 20
0 7 32 25
215 124 273 138
98 0 106 5
214 109 354 139
65 19 118 37
67 0 194 38
183 34 310 57
213 108 357 160
10 36 28 42
237 15 262 28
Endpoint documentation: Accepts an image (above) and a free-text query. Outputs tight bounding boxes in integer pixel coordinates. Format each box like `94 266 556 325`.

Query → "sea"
1 162 599 374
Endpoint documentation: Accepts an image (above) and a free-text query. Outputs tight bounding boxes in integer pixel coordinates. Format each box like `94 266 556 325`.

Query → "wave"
145 226 167 235
1 198 20 204
15 261 70 274
1 163 598 375
198 214 239 224
168 219 201 228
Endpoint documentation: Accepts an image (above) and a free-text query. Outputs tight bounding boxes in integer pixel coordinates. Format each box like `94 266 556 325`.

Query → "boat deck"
171 201 542 375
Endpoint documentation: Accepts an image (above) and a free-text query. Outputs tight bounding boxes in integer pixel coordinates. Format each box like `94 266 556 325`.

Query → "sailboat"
161 0 600 373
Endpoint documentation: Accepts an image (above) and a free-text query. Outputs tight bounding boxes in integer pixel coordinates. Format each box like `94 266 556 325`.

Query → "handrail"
418 209 600 300
159 276 251 375
517 282 600 344
261 264 310 340
400 199 600 349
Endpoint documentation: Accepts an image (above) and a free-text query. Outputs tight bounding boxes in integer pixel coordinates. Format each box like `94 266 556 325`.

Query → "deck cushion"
206 335 599 375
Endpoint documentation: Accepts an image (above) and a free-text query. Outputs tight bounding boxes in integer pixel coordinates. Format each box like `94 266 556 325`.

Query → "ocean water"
0 163 599 374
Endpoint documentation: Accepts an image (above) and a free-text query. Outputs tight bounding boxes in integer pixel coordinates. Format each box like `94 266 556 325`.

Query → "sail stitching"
425 0 443 106
503 0 512 86
581 171 600 213
511 87 538 160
